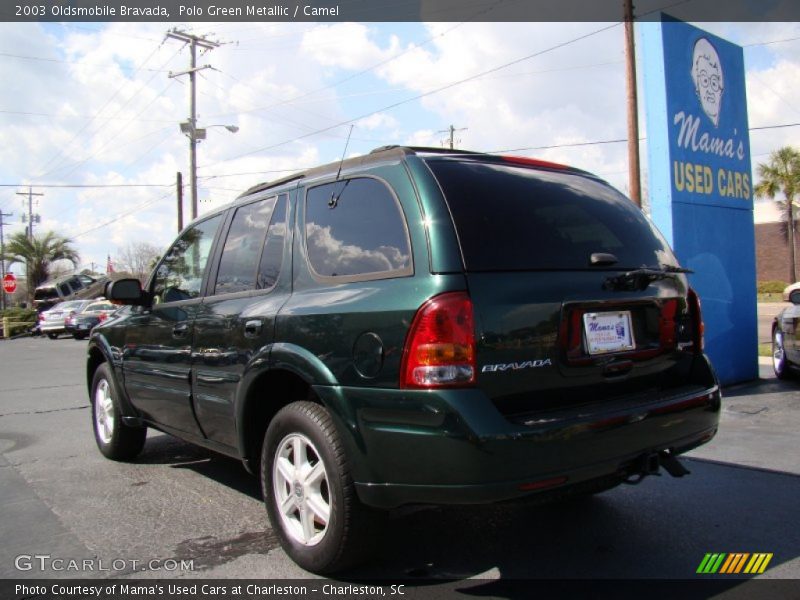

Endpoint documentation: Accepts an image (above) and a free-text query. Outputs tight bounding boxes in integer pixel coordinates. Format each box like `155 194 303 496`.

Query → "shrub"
0 307 38 336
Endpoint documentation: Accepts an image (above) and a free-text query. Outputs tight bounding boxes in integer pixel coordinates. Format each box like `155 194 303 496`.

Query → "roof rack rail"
240 173 305 197
369 145 483 156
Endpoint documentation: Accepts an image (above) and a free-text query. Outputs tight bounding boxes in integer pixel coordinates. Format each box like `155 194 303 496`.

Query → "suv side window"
214 197 278 295
305 177 412 279
153 214 223 303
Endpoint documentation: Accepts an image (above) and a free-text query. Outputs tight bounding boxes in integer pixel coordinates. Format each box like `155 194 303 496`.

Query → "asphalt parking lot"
0 333 798 593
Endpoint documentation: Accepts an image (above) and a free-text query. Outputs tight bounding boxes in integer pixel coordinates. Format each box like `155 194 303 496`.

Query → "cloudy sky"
0 19 798 277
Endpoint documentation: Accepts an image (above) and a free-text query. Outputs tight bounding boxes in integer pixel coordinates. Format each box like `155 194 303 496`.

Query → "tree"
755 146 800 283
2 231 79 295
115 241 161 284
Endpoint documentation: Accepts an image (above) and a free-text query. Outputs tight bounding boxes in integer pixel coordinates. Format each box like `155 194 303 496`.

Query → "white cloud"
1 20 799 278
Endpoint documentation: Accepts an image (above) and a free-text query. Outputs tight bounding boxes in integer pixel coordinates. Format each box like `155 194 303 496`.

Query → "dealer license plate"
583 311 635 355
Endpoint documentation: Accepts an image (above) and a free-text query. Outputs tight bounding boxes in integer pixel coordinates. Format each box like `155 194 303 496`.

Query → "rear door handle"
244 320 263 338
172 323 189 338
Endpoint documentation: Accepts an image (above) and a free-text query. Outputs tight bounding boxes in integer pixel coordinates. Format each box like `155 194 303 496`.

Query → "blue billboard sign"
641 16 758 385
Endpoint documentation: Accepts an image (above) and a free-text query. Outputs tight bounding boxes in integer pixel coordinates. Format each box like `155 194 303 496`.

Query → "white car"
782 282 800 302
39 300 92 339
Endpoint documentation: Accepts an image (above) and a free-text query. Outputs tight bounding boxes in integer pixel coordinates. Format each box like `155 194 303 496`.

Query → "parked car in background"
39 300 93 339
66 300 117 340
33 274 96 311
782 281 800 302
772 287 800 378
88 146 721 574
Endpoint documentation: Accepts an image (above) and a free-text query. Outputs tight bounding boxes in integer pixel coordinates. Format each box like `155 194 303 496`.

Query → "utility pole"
16 187 43 240
0 210 12 311
166 29 219 221
624 0 642 208
437 124 468 149
176 172 184 232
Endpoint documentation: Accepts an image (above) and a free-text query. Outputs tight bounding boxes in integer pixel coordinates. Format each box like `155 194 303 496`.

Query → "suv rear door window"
214 197 278 295
425 159 677 271
305 177 412 279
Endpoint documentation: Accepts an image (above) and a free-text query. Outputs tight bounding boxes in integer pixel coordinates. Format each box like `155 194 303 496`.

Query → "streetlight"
179 121 238 220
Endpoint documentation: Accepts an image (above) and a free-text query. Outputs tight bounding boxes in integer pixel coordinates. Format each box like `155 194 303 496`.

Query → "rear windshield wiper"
603 264 693 292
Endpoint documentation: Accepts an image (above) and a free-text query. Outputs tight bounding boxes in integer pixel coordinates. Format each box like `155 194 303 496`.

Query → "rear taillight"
400 292 476 388
687 287 704 352
659 298 679 348
98 313 109 323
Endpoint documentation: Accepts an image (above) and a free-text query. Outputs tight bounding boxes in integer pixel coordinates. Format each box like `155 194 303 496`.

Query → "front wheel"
91 363 146 460
46 332 58 339
262 401 382 574
773 329 793 380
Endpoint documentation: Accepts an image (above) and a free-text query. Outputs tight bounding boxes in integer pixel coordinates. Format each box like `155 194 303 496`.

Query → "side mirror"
790 289 800 305
106 278 147 306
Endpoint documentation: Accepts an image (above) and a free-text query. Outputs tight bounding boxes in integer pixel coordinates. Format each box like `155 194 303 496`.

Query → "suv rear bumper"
315 357 721 509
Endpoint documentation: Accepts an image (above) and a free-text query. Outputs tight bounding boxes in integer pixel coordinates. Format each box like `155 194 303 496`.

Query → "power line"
204 18 484 122
750 122 800 131
490 123 800 155
45 80 179 181
0 183 172 188
200 22 621 170
72 193 169 239
55 22 163 43
745 35 800 48
0 51 172 73
35 41 172 179
0 110 173 123
489 139 629 154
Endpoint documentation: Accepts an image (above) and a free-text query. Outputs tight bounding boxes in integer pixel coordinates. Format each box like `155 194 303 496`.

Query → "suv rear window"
305 177 412 279
425 159 677 271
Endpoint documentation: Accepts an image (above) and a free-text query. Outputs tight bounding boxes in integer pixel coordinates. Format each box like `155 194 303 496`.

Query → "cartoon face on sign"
692 37 724 127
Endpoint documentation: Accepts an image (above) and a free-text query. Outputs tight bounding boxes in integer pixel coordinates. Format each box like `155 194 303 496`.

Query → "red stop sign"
3 273 17 294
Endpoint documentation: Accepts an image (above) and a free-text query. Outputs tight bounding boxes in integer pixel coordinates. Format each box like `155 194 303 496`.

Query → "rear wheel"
91 363 146 460
46 332 58 339
261 401 381 574
773 328 793 379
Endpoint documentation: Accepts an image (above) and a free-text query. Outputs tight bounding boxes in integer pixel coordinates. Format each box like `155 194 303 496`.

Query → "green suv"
88 146 720 573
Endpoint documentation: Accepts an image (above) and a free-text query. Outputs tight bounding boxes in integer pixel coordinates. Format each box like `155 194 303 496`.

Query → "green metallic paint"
403 155 465 274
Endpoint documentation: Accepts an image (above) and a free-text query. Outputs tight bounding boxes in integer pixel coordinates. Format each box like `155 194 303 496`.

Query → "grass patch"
758 343 773 357
757 292 786 303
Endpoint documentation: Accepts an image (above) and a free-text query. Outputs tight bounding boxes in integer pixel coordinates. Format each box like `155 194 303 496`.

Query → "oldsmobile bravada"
88 146 720 573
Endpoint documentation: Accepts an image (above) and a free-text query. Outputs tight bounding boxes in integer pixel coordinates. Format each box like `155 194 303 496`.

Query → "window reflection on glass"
153 214 223 303
215 197 277 295
257 195 287 290
305 178 411 278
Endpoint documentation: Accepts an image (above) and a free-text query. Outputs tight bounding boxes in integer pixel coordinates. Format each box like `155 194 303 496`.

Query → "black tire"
91 363 146 460
46 332 58 339
261 401 382 574
73 333 87 340
773 328 793 380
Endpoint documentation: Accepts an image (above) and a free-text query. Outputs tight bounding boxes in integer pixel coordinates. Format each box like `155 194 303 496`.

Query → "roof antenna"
329 124 354 209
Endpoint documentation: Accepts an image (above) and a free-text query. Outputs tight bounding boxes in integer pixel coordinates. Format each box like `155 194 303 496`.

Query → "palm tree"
755 146 800 283
2 231 80 297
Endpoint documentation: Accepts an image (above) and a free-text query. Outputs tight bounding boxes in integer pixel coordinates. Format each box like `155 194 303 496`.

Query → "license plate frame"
583 311 635 355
